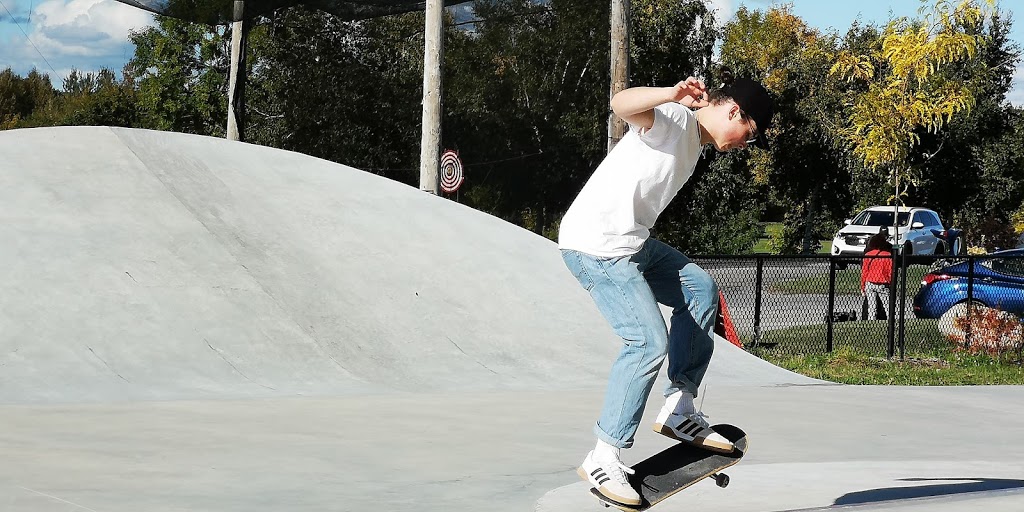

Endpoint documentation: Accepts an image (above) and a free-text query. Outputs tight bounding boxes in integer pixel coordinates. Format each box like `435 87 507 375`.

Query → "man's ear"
728 103 741 120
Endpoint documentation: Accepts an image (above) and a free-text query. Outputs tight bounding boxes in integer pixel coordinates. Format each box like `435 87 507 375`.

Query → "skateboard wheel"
715 473 730 488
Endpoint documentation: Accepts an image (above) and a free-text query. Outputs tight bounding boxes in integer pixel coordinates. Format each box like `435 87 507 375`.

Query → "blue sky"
0 0 1021 104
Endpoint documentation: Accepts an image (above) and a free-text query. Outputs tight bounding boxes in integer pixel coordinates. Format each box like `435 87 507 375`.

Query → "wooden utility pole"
226 0 247 141
607 0 630 153
419 0 444 194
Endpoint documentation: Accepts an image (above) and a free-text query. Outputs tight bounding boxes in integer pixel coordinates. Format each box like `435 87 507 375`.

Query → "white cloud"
706 0 777 25
1 0 154 84
1 1 30 22
705 0 733 25
32 0 154 57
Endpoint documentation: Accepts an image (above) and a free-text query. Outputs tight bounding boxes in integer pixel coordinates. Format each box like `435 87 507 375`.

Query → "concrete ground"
2 127 1022 512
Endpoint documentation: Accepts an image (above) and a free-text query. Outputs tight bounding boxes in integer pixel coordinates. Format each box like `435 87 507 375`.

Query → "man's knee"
683 270 718 309
631 328 669 354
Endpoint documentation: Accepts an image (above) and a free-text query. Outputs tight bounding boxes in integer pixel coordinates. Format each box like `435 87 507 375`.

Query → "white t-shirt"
558 102 702 257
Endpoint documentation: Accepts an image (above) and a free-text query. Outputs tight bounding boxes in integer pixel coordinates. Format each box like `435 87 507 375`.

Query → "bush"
953 210 1019 252
943 304 1024 363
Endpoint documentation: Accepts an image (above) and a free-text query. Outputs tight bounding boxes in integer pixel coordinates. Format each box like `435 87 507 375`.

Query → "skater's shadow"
834 477 1024 506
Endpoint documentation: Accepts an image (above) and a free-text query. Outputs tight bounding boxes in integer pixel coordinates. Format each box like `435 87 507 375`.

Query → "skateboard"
588 424 747 511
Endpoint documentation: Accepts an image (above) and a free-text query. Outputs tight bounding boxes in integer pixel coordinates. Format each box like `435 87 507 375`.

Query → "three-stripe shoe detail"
578 451 641 506
653 411 734 453
678 417 703 437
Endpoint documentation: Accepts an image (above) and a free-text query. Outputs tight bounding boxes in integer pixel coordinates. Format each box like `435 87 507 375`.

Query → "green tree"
629 0 763 254
0 68 58 129
909 10 1024 249
242 6 426 184
445 0 610 235
717 6 852 254
630 0 717 86
655 153 764 254
57 69 140 127
830 0 994 233
126 15 229 135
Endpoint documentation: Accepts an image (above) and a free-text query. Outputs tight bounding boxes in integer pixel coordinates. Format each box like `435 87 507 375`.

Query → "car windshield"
851 210 911 227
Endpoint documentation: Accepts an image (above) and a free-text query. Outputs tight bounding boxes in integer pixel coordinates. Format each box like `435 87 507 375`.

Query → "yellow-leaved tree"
830 0 994 244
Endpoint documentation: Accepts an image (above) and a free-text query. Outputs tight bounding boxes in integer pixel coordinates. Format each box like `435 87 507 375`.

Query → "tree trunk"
802 189 820 254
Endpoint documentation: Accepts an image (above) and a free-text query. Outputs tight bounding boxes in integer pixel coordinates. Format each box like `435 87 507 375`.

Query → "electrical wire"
0 0 59 77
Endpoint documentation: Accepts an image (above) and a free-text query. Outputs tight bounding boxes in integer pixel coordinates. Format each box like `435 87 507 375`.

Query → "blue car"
913 249 1024 318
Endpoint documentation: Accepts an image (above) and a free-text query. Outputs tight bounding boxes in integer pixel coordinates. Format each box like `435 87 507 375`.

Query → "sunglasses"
741 114 758 145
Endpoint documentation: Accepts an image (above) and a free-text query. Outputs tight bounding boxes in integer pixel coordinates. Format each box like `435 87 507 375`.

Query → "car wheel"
902 242 913 256
952 299 988 314
934 243 945 256
938 300 990 340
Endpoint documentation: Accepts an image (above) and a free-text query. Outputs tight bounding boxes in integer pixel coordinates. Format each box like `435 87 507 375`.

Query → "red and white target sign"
440 150 464 193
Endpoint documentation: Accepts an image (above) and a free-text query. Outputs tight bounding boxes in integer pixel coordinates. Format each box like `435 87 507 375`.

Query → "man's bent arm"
610 87 676 131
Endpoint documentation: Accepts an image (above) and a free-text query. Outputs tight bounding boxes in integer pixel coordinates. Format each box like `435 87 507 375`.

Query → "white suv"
831 206 947 256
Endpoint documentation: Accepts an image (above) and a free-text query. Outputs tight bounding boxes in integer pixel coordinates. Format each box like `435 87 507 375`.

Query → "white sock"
663 390 696 416
593 438 620 461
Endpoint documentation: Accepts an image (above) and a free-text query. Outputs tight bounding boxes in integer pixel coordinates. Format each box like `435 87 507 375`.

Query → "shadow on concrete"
834 477 1024 506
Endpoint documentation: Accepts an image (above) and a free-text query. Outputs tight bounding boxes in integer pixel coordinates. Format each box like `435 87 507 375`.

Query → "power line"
361 149 545 173
0 0 59 77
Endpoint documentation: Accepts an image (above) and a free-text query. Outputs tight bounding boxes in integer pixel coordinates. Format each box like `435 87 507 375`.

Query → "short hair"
865 232 893 253
707 68 738 106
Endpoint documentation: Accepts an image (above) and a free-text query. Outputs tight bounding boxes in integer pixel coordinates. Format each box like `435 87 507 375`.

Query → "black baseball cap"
722 78 774 148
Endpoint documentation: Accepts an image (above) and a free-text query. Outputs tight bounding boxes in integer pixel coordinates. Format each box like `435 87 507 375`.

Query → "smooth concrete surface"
1 126 619 402
2 127 1022 512
539 386 1024 512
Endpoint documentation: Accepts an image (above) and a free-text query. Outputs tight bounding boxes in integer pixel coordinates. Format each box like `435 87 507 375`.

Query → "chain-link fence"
693 253 1024 359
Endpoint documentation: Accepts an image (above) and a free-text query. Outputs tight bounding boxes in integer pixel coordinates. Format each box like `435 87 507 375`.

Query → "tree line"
2 0 1022 254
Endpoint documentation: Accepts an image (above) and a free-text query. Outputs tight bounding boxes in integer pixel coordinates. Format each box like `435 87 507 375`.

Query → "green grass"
744 318 949 353
751 222 783 253
746 320 1024 385
762 347 1024 385
751 222 831 254
769 265 930 297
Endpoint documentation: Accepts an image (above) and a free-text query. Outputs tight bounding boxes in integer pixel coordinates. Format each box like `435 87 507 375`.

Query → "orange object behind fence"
716 290 742 347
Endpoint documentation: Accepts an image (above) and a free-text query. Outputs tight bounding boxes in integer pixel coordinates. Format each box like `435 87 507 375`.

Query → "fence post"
966 255 974 350
898 249 909 360
753 257 764 348
886 251 898 358
827 257 836 353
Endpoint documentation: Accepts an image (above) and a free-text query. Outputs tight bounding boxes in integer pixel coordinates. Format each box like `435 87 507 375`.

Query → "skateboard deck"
589 424 747 511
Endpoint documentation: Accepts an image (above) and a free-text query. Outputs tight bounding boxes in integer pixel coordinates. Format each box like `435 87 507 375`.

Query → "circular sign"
440 150 464 193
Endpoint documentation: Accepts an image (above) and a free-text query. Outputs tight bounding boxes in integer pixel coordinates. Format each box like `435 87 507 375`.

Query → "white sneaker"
577 450 640 506
653 408 734 453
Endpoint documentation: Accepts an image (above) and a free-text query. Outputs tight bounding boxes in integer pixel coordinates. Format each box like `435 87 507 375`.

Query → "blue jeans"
561 239 718 448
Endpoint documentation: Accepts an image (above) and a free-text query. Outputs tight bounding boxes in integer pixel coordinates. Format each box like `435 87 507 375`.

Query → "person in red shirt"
861 231 894 321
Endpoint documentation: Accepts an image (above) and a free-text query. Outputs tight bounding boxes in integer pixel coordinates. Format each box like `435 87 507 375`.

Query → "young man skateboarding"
558 70 773 506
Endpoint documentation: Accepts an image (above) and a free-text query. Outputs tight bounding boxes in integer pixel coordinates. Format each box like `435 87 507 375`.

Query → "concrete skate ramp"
0 126 813 404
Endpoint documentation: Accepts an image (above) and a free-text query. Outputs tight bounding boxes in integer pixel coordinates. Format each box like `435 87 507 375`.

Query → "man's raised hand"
672 77 709 109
